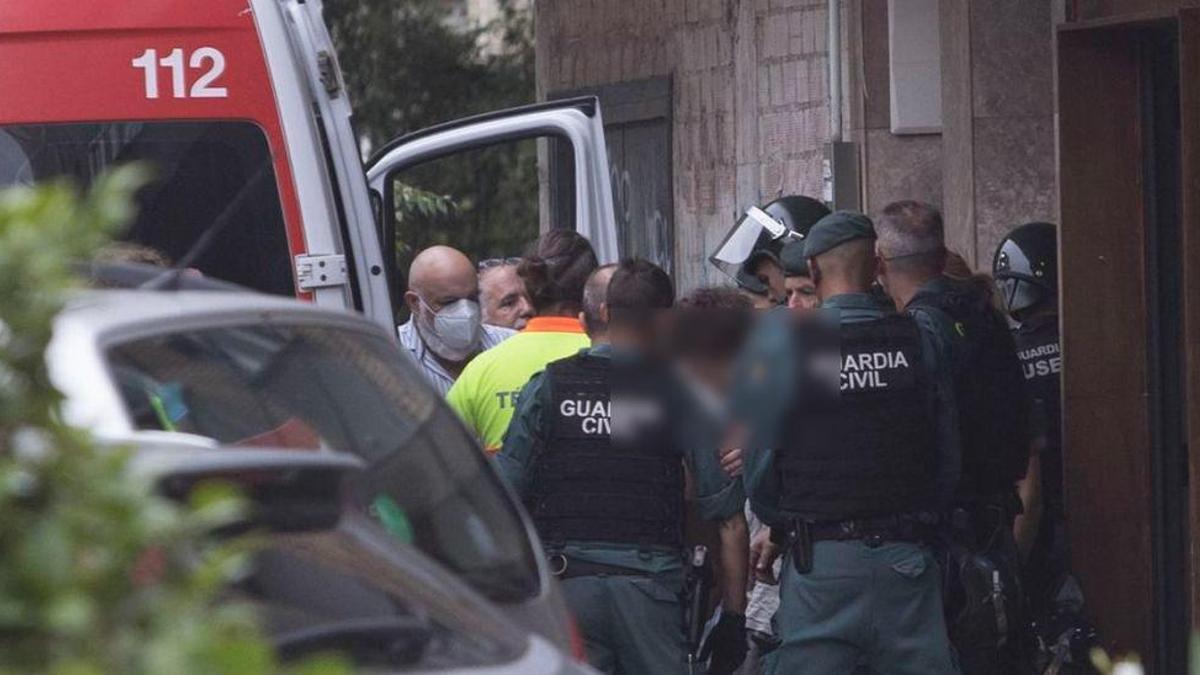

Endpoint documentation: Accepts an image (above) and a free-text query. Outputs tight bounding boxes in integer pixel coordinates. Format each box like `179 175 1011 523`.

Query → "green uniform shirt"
446 316 590 454
734 294 961 529
496 344 745 573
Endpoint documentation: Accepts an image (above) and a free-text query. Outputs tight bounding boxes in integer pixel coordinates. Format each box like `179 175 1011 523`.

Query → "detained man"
397 245 513 396
478 257 534 329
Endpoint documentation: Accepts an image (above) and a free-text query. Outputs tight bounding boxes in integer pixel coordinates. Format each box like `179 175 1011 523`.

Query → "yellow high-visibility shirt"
446 316 590 454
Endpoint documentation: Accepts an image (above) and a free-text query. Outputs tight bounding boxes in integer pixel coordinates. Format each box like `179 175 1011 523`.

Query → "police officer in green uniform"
875 201 1031 673
737 211 960 675
497 259 750 674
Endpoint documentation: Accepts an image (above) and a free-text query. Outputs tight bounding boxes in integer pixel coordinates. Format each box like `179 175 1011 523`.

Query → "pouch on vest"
530 353 684 549
776 314 939 521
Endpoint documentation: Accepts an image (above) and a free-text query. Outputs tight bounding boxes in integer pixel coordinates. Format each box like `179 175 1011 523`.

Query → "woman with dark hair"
446 229 599 453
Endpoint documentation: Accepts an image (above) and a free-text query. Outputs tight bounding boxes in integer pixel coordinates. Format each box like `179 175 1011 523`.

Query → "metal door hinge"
296 254 347 290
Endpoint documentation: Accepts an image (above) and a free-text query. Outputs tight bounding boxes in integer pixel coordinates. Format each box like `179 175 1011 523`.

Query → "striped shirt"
397 319 515 397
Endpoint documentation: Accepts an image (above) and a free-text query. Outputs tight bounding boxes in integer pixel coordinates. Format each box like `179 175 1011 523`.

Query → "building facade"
535 0 1057 288
538 0 1200 669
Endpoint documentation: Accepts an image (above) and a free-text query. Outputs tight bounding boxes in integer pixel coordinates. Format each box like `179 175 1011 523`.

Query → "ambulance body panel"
0 0 618 330
0 0 617 656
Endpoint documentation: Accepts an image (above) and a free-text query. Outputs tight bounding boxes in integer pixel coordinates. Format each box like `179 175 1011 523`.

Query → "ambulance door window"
0 121 293 296
383 136 574 322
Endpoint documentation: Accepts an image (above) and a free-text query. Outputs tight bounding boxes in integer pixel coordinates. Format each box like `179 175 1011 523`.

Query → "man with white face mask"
397 246 514 396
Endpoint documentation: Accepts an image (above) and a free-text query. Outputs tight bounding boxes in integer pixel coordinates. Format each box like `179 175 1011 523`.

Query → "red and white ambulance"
0 0 618 330
0 0 620 657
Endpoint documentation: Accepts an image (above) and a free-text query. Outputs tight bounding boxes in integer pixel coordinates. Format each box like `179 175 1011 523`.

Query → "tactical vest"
908 284 1032 498
777 314 939 520
1014 315 1063 514
528 352 684 549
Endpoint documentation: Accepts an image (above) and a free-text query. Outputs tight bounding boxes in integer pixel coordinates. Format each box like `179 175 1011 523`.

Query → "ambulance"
0 0 620 657
0 0 619 331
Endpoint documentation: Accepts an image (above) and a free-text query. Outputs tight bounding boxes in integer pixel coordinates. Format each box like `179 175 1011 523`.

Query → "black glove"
699 611 748 675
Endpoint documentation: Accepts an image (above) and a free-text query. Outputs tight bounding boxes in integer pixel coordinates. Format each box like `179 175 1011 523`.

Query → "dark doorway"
1139 24 1187 674
1057 18 1190 669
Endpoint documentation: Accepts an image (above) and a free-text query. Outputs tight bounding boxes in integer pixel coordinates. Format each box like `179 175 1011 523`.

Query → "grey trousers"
762 540 959 675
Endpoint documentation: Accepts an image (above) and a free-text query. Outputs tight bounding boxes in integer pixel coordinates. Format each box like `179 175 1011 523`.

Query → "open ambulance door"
274 0 394 329
365 99 619 320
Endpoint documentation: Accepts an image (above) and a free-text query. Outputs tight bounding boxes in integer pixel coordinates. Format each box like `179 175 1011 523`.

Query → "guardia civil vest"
527 352 684 548
1014 314 1063 514
909 283 1031 498
777 314 939 520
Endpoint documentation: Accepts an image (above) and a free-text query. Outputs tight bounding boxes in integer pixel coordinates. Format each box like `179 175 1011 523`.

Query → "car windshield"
241 513 523 670
106 323 542 602
0 121 294 295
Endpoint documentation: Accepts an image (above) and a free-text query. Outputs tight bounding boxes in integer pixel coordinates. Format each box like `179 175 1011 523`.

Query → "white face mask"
416 296 482 362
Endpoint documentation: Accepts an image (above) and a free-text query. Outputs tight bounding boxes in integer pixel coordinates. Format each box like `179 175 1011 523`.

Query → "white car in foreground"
49 282 591 674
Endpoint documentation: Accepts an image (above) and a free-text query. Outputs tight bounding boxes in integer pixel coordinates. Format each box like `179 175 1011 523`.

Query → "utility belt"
546 553 650 581
774 512 939 575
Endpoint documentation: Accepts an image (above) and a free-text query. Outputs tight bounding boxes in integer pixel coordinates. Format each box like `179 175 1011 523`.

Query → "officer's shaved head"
875 201 946 275
810 239 876 297
581 264 617 338
605 259 673 349
405 245 478 313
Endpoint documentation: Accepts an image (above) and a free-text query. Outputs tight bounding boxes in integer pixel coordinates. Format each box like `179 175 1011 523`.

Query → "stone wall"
938 0 1057 268
536 0 833 290
537 0 1059 282
846 0 943 218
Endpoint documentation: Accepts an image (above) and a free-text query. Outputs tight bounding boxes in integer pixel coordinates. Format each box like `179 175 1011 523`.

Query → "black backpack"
909 283 1031 497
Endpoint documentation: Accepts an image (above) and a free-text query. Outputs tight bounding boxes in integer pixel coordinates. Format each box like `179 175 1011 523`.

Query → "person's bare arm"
717 511 749 614
1014 441 1044 562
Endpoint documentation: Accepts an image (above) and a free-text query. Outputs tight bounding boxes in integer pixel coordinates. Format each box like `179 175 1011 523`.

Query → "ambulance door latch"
317 51 341 97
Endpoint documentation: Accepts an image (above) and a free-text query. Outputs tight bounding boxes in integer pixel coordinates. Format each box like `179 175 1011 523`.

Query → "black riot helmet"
992 221 1057 320
762 195 831 238
710 195 830 293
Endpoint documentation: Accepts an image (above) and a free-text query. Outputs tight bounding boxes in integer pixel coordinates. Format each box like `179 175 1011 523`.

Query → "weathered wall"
536 0 832 290
936 0 1057 269
846 0 943 219
538 0 1059 282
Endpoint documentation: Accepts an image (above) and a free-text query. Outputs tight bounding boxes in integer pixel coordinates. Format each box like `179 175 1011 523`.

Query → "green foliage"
325 0 533 150
326 0 540 312
0 169 352 675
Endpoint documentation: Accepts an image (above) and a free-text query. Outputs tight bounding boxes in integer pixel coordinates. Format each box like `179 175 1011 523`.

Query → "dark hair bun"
518 230 598 314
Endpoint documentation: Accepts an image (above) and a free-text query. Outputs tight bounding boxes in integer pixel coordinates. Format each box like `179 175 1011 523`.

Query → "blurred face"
785 275 819 312
750 257 786 305
479 265 533 329
738 287 776 311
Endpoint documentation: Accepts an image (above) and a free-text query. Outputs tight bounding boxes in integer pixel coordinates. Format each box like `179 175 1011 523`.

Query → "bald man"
397 245 514 396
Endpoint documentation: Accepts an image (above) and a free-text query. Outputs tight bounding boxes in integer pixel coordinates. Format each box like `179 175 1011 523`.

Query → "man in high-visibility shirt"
447 230 604 453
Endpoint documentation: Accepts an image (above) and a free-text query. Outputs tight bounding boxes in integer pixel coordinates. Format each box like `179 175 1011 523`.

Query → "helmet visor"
710 206 798 284
995 276 1044 316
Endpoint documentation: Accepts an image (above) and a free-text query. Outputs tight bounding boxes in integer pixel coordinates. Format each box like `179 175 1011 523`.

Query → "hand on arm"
749 526 781 585
493 375 546 499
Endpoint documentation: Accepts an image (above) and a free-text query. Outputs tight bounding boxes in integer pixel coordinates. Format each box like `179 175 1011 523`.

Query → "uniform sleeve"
673 384 745 521
729 310 796 529
910 309 962 506
493 371 548 500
